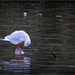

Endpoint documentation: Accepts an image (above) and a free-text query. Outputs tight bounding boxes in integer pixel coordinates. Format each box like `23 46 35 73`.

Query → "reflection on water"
0 1 75 75
2 57 30 73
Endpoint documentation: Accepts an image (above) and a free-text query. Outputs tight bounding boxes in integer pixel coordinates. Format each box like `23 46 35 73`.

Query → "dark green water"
0 1 75 75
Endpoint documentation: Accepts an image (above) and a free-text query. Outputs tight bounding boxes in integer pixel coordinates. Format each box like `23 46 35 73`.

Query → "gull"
0 30 31 59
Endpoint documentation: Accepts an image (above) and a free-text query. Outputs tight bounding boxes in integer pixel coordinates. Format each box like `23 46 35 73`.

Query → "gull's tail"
0 37 9 41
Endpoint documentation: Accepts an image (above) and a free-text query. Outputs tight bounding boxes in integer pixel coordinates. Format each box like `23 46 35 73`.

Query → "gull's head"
26 41 31 46
24 39 31 47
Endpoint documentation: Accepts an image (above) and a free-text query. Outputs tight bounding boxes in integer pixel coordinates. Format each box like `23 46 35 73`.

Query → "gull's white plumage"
0 30 31 47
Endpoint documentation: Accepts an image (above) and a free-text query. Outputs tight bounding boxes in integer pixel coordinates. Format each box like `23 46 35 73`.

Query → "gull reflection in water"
3 57 31 73
15 48 25 63
3 53 31 73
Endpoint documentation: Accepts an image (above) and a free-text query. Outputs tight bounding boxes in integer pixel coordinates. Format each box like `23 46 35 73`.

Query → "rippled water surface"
0 2 75 75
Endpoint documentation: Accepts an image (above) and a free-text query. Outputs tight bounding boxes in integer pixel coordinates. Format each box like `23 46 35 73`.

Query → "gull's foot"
21 51 24 54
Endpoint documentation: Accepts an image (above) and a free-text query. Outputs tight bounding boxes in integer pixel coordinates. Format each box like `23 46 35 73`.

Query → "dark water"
0 2 75 75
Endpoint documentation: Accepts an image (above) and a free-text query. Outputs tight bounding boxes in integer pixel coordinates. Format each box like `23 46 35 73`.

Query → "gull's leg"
16 54 20 60
16 44 25 59
16 44 22 51
16 44 21 61
16 54 20 63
